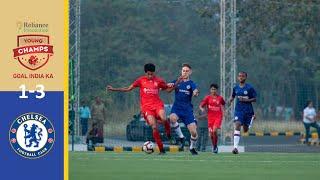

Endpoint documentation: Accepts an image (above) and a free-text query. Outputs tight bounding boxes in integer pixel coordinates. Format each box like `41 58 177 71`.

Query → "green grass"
70 152 320 180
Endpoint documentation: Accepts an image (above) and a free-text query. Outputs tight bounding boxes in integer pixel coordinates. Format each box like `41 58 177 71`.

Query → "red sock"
210 132 215 146
213 132 218 146
163 120 171 138
211 132 218 146
153 129 163 151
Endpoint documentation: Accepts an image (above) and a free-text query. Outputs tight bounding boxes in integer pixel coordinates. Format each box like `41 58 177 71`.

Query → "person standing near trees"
90 96 106 143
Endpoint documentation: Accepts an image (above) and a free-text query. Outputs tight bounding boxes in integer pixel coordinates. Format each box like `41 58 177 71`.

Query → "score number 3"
19 84 45 99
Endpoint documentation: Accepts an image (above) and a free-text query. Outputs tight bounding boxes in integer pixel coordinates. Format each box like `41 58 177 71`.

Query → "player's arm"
165 77 182 93
199 97 207 112
228 87 236 105
191 82 199 97
193 89 199 97
196 110 207 120
165 83 175 92
106 84 135 92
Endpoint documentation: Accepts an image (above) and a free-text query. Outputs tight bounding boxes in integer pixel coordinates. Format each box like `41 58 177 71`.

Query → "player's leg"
212 117 222 153
169 112 185 147
211 127 219 153
233 113 243 154
145 111 165 154
157 109 171 140
187 123 198 155
185 112 199 155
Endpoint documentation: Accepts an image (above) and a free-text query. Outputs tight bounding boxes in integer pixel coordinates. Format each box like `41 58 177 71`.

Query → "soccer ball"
143 141 154 154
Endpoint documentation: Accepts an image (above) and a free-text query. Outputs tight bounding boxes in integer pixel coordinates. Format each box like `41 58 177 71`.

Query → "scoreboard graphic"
0 1 68 180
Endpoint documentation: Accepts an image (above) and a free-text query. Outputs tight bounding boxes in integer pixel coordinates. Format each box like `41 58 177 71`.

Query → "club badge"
9 112 55 159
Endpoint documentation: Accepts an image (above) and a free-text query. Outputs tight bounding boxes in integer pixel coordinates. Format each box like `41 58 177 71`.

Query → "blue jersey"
172 79 197 109
232 83 257 114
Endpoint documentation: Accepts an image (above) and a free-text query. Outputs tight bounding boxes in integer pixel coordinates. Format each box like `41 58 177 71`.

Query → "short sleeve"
191 82 197 91
220 96 226 105
200 96 209 107
232 87 236 98
132 78 141 88
249 86 257 98
158 78 168 89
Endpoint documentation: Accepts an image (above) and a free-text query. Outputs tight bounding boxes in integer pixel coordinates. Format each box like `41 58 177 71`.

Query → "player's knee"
169 114 178 122
212 128 218 134
190 129 197 137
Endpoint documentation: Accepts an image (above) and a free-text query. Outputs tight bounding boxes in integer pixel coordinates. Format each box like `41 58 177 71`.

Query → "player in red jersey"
106 63 172 154
199 83 225 154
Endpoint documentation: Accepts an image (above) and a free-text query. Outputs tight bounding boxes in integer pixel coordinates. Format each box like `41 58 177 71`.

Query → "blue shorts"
234 111 254 126
171 106 196 126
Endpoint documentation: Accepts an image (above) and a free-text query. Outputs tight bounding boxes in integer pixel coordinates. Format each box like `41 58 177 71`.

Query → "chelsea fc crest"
9 112 55 159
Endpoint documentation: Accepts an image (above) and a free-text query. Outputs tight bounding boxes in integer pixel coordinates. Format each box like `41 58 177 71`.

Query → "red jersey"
132 76 167 111
200 95 225 120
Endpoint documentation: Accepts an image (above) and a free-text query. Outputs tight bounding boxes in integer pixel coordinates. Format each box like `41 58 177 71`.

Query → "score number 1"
19 84 45 99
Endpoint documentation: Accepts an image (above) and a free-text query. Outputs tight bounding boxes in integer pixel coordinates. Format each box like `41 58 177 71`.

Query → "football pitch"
70 151 320 180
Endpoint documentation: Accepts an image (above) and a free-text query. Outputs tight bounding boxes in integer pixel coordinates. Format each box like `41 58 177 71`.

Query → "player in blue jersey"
167 63 199 155
228 71 257 154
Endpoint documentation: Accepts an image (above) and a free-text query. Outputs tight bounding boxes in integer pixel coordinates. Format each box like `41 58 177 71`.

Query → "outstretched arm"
165 76 183 93
165 83 175 93
106 84 135 92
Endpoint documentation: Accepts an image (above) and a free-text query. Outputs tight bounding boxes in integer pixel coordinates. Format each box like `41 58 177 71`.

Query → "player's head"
144 63 156 79
306 100 313 108
210 83 219 95
181 63 192 79
237 71 247 83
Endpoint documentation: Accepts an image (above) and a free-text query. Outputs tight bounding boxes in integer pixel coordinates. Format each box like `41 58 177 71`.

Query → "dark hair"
239 71 247 77
210 83 219 89
144 63 156 72
182 63 192 69
304 100 312 109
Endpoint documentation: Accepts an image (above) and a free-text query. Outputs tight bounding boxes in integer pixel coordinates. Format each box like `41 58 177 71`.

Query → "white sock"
171 122 184 138
190 135 198 149
234 130 240 149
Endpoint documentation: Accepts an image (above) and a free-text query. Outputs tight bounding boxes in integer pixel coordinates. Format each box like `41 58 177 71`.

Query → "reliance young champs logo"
9 112 55 159
12 34 54 70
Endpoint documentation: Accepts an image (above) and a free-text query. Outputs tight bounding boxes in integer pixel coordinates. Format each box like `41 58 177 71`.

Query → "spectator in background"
79 99 91 136
303 100 320 144
86 122 99 150
91 96 106 143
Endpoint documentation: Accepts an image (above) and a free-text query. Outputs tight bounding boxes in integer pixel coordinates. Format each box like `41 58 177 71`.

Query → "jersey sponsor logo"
9 112 55 159
178 89 190 95
13 34 54 70
143 88 158 95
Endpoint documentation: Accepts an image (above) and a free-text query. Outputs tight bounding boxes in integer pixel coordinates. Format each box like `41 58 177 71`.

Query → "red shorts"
142 104 164 125
208 117 222 132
